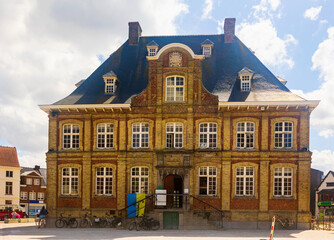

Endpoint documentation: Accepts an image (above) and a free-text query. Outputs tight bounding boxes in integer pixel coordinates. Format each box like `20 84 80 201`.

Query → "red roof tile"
0 146 20 168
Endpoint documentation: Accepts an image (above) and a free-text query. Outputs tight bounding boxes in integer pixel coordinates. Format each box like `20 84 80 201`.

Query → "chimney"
224 18 236 43
34 165 40 170
128 22 142 45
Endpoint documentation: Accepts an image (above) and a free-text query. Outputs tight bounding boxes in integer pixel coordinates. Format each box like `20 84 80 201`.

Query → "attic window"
146 40 159 57
201 39 214 57
103 71 118 94
238 67 254 92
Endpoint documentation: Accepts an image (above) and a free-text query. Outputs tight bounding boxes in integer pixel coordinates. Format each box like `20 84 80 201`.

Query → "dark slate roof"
53 34 305 105
201 39 214 45
239 67 254 74
147 40 158 46
21 167 47 186
318 188 334 194
103 70 117 78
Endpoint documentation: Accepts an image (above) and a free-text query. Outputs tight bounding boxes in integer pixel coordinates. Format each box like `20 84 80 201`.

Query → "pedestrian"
37 206 48 228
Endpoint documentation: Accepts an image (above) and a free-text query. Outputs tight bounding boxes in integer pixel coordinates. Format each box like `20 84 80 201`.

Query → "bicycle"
79 212 93 228
55 213 78 228
100 212 117 228
135 216 160 231
275 215 295 230
35 217 47 228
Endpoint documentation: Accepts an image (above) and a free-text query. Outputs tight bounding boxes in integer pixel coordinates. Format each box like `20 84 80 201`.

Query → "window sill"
93 195 115 199
59 195 80 198
272 148 295 151
197 195 218 198
164 101 185 104
234 148 258 151
95 148 116 151
271 196 295 200
60 149 82 152
233 195 256 199
129 148 152 151
196 148 220 152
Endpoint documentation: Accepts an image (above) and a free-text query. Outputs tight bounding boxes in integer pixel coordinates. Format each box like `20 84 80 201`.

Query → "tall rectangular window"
274 167 293 197
34 179 40 185
63 124 80 149
241 75 250 91
95 167 113 195
235 167 254 196
199 167 217 196
105 79 116 94
61 168 79 195
236 122 255 149
26 178 32 185
29 191 36 200
199 123 217 148
274 122 293 148
5 182 13 195
97 123 114 148
132 123 149 148
166 123 183 148
6 171 13 178
166 76 184 102
20 192 27 200
38 192 44 200
131 167 149 194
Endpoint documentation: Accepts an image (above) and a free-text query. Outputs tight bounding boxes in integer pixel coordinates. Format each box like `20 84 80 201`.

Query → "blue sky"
0 0 333 174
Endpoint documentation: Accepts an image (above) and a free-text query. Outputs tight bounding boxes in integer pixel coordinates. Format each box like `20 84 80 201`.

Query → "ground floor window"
95 167 113 195
199 167 217 196
235 167 254 196
61 167 79 195
274 167 293 197
131 167 149 194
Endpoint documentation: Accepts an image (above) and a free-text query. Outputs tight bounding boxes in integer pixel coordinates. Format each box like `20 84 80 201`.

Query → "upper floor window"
201 39 214 57
236 122 255 149
148 48 157 56
95 167 113 196
199 167 217 196
199 123 217 148
146 40 159 57
26 178 32 185
166 76 184 102
274 122 293 148
5 182 13 195
131 167 149 194
166 123 183 148
38 192 44 200
29 191 36 200
61 167 79 195
103 70 118 94
63 124 80 149
20 191 27 200
34 179 40 185
132 123 149 148
326 182 334 187
241 75 250 91
235 167 254 196
6 171 13 178
273 167 292 197
97 123 114 149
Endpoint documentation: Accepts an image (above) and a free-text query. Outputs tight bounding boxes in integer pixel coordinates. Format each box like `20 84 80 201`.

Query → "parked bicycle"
55 213 78 228
133 216 160 231
79 212 93 228
100 212 118 228
276 215 295 230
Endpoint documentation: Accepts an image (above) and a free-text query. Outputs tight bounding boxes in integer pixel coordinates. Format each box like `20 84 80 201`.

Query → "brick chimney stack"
224 18 236 43
128 22 142 45
34 165 40 170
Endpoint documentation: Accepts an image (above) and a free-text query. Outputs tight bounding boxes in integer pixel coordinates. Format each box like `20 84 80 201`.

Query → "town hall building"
40 19 319 229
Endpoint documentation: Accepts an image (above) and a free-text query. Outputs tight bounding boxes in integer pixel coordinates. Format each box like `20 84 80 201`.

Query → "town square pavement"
1 223 334 240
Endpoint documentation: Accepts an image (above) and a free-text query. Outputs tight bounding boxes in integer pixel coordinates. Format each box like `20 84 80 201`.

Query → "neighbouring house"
316 171 334 217
310 168 323 216
0 146 21 206
39 19 319 229
20 165 47 216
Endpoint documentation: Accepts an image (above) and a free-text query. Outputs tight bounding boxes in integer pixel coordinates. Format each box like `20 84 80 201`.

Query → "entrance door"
164 174 183 208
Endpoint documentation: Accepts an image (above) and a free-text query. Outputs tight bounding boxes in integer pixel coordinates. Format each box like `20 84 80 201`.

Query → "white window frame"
29 191 36 200
37 192 44 200
20 191 27 200
97 123 114 149
273 167 293 197
241 75 251 91
105 78 116 94
199 123 217 148
236 122 255 149
132 123 149 148
131 167 149 194
148 48 157 56
61 167 79 195
202 46 212 57
166 123 183 148
26 178 32 185
199 167 217 196
34 179 40 185
63 124 80 149
235 167 254 196
95 167 113 196
166 76 184 102
274 122 293 148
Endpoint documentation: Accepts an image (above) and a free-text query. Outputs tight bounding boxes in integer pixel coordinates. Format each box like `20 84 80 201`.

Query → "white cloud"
304 6 322 21
237 19 297 69
292 27 334 139
0 0 189 167
312 150 334 173
253 0 281 19
201 0 213 20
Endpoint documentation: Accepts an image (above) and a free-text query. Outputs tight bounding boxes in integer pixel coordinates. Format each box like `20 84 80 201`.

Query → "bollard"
269 216 276 240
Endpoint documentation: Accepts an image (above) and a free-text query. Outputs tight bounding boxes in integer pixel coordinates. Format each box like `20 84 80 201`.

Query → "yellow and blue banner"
127 193 146 218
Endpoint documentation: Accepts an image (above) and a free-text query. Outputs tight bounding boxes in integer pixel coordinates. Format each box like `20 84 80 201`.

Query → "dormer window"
103 71 118 94
238 67 254 92
201 39 214 57
146 40 159 57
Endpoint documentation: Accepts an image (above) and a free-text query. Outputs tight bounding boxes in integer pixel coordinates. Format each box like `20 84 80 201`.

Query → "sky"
0 0 333 175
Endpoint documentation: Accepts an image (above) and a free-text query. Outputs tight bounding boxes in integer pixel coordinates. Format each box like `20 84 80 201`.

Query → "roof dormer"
201 39 214 57
146 40 159 56
103 71 118 95
238 67 254 92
